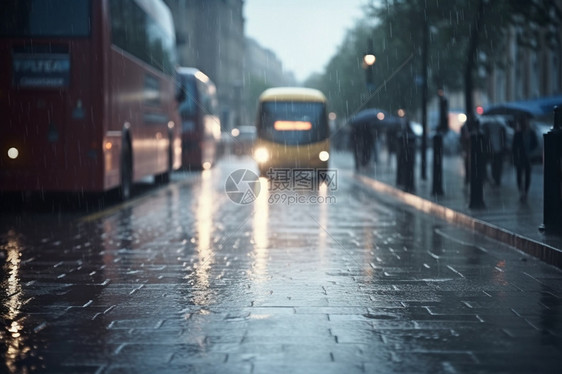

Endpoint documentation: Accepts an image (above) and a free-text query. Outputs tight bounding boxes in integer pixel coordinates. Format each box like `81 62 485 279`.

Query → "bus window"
109 0 176 75
258 101 329 146
178 77 198 119
0 0 91 37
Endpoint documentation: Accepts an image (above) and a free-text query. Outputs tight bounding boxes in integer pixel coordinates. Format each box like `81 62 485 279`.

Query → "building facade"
486 25 562 104
242 37 297 124
165 0 245 131
244 38 292 87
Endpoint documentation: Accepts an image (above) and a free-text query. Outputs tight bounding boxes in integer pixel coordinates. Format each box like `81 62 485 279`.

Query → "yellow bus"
253 87 330 176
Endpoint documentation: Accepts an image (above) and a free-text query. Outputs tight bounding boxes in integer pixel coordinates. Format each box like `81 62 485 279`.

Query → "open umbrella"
484 95 562 119
350 108 399 130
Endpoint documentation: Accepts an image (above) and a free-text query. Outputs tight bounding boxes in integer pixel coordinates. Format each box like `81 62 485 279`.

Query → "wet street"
1 152 562 374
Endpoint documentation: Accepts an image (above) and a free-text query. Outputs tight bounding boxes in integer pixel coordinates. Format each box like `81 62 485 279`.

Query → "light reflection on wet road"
1 152 561 373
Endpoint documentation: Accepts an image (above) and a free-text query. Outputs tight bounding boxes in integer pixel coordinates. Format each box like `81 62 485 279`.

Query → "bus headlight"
254 147 269 163
319 151 330 162
7 147 19 160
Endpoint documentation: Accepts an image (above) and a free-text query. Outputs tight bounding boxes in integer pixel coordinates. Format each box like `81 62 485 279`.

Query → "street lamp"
363 53 376 66
363 38 375 93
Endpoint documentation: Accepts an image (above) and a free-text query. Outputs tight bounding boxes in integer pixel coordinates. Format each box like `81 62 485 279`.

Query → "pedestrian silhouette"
372 129 379 164
351 120 373 170
482 116 507 186
396 116 416 192
386 126 398 166
512 115 538 202
460 123 470 185
437 89 449 132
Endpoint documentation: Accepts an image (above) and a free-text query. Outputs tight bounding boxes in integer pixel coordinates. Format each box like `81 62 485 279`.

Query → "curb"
355 173 562 269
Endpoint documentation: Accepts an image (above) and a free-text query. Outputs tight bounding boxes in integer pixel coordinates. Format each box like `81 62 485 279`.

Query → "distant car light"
319 151 330 162
254 147 269 163
7 147 19 160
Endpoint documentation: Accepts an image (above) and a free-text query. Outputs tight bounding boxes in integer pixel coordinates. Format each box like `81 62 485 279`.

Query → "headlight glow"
254 147 269 163
319 151 330 162
7 147 19 160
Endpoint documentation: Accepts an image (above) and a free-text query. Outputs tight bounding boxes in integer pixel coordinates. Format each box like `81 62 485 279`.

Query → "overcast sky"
244 0 368 82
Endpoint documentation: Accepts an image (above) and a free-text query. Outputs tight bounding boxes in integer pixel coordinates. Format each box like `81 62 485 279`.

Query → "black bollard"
469 131 486 209
396 119 416 192
396 133 404 187
540 106 562 233
432 132 444 195
396 130 416 192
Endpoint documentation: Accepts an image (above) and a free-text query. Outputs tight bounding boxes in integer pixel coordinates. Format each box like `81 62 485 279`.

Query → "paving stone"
1 154 561 373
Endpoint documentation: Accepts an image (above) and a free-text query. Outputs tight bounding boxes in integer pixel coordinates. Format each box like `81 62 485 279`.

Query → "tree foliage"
306 0 561 123
305 21 370 118
242 73 273 125
305 18 420 121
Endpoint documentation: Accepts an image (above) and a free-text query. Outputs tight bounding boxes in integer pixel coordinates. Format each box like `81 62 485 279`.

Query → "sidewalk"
353 149 562 268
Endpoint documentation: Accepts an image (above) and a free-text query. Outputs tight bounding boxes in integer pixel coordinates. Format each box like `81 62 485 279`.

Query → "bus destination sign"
13 53 70 88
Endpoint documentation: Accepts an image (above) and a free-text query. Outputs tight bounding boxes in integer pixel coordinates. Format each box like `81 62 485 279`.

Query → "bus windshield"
178 77 198 118
258 101 328 146
0 0 91 37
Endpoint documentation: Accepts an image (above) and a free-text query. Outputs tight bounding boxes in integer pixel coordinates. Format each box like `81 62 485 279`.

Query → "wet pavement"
357 149 562 266
1 152 562 373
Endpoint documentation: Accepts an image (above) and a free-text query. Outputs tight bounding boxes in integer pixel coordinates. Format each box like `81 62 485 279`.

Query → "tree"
368 0 561 207
242 74 273 126
307 20 373 118
305 19 419 121
305 0 561 154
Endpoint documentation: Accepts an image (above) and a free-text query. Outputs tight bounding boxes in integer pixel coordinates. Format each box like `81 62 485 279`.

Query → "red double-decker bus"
0 0 182 200
176 67 221 170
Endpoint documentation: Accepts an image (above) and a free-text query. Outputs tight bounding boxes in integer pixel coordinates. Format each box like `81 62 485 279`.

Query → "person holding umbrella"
512 115 538 202
350 117 374 170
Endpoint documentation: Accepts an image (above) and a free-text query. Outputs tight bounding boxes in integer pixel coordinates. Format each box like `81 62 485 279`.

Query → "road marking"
80 184 171 223
80 173 198 223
